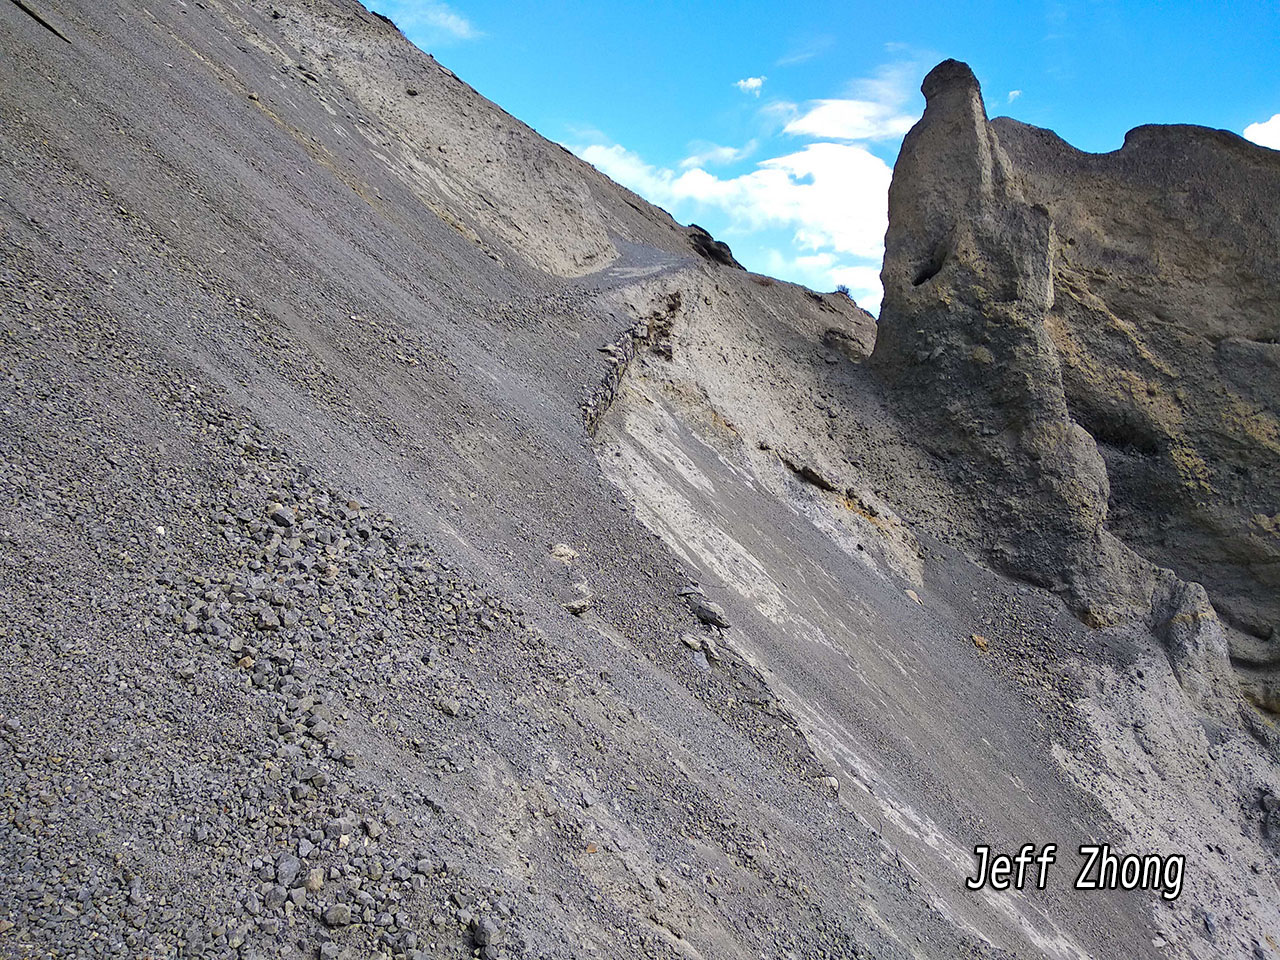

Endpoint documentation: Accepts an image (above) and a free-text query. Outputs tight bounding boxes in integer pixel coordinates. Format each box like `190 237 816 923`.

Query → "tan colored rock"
993 114 1280 644
872 60 1139 623
875 59 1279 659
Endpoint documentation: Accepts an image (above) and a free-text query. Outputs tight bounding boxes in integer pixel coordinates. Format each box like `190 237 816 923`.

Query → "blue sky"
369 1 1280 312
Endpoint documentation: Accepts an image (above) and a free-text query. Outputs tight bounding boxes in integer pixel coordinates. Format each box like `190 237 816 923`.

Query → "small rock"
549 543 578 564
471 914 500 946
437 697 460 718
267 503 295 528
263 885 287 910
688 596 729 628
276 853 301 888
562 595 591 615
562 579 593 615
323 903 352 927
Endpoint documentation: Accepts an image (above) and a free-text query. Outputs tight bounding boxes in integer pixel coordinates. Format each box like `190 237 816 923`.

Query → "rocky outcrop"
686 224 743 269
873 60 1280 665
994 118 1280 647
872 60 1148 624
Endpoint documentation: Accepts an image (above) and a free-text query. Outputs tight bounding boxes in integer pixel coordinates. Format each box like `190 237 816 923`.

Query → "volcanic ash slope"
0 4 1278 960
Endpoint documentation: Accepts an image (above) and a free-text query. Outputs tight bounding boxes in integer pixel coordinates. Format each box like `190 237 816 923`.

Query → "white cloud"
1244 113 1280 149
782 61 921 142
760 100 796 116
1007 89 1022 104
425 5 477 38
830 264 883 311
567 60 930 312
757 100 799 131
783 99 916 141
372 1 479 41
850 60 917 108
573 140 892 264
679 141 757 169
775 37 835 67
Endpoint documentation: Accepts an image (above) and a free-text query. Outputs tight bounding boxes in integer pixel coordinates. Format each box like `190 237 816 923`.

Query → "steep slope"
0 3 960 959
1 5 1278 960
595 59 1280 960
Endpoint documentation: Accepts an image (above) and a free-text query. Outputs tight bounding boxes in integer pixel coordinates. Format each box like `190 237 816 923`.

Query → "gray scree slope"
0 5 1277 960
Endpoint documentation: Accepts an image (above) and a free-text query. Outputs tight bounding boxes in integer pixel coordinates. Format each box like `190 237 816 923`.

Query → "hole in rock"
912 242 949 286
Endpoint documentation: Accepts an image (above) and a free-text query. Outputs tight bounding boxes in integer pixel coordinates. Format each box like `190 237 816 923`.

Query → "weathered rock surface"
995 116 1280 646
872 60 1150 625
685 224 743 269
873 59 1280 664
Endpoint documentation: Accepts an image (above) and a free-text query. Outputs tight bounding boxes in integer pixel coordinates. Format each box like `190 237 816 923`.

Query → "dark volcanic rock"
687 224 743 269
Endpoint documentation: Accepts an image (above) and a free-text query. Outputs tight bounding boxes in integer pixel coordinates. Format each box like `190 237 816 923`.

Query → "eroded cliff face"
872 61 1132 624
997 119 1280 648
873 60 1280 684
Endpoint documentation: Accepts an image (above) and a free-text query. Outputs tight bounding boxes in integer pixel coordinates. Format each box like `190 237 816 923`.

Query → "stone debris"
1 8 1277 959
549 542 578 564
